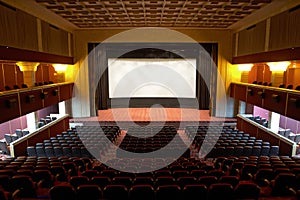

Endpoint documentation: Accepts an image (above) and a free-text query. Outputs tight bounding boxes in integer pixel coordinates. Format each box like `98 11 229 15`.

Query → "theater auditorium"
0 0 300 199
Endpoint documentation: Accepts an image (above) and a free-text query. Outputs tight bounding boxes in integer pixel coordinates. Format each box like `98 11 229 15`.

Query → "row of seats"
26 126 120 159
278 129 300 144
37 115 57 128
1 155 300 199
185 126 279 157
247 115 300 144
118 126 185 156
0 84 28 91
252 81 300 90
248 115 268 128
0 81 55 92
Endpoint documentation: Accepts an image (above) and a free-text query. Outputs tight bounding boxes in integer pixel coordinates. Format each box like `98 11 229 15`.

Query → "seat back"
156 185 182 200
50 185 76 200
77 184 103 200
183 184 207 200
234 182 260 200
208 183 234 200
129 184 155 200
103 184 128 200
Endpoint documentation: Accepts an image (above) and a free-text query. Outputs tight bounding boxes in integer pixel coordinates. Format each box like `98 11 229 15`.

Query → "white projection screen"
108 58 196 98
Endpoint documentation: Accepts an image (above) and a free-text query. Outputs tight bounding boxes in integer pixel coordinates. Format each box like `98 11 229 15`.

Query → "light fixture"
16 62 40 72
237 64 253 72
267 61 291 72
53 64 68 72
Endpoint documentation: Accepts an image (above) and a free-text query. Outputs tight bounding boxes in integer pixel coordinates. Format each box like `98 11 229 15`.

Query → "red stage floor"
71 108 236 124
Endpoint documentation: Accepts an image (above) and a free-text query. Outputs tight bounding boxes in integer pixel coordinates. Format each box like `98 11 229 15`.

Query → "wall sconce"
238 64 253 71
267 61 291 72
53 64 68 73
16 62 40 72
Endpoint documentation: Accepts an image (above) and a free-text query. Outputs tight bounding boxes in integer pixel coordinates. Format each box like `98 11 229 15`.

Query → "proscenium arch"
88 42 217 112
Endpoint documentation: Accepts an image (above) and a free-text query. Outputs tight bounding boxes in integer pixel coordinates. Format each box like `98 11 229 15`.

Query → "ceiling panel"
35 0 272 28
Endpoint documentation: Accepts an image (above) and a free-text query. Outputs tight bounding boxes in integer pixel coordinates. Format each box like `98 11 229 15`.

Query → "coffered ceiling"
34 0 273 29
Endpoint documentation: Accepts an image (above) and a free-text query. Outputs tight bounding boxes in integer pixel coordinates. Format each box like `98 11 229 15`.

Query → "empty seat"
129 185 155 200
155 176 175 188
234 182 260 200
0 175 11 191
133 177 154 185
77 184 103 200
269 146 279 156
10 175 37 198
198 176 218 187
15 129 23 138
219 176 239 188
81 170 99 179
36 147 46 157
4 134 12 145
208 183 234 200
49 185 77 200
45 147 55 157
71 146 81 157
156 185 182 200
90 176 111 190
261 146 270 156
243 146 252 157
183 184 207 200
69 176 89 189
54 147 63 157
271 173 297 196
177 176 197 189
112 176 133 189
103 184 128 200
62 147 72 157
251 146 261 156
254 168 275 186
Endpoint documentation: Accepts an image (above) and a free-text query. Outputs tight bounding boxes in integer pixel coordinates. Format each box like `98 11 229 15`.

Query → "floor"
70 108 237 126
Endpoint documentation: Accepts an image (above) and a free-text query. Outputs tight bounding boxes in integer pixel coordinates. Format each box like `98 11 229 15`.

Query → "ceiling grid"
35 0 272 28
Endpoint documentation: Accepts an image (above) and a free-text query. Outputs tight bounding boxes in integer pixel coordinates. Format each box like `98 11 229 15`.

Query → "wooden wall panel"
35 65 43 84
19 89 43 115
35 64 56 84
279 140 294 156
43 86 59 107
0 3 18 47
269 11 289 51
41 65 50 83
269 9 300 51
41 21 69 56
0 93 20 124
263 89 287 115
241 120 258 138
288 7 300 48
0 64 4 91
16 66 24 87
246 86 264 107
16 10 38 51
234 84 247 102
286 93 300 121
237 20 266 56
3 64 17 88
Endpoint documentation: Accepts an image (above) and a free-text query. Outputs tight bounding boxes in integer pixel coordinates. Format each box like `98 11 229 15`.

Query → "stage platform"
70 108 236 129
